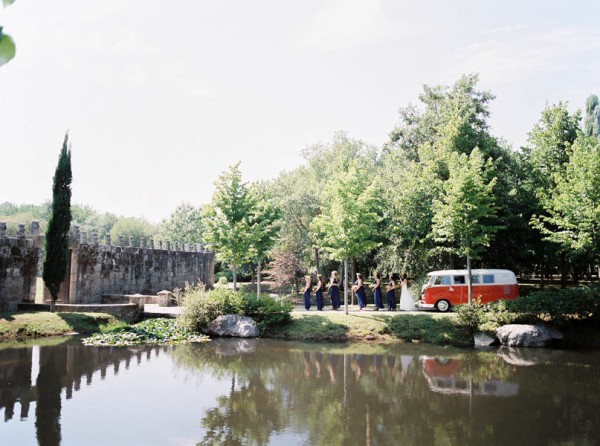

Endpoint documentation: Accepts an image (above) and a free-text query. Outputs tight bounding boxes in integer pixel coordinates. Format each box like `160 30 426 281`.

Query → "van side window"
453 275 466 284
471 275 481 284
482 274 495 284
434 276 451 285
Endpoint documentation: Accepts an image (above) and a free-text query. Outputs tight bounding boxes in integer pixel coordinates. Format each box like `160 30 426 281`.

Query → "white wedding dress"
399 284 415 311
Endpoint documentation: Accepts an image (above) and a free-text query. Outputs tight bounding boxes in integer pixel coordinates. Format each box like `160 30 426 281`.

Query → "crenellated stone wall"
0 222 44 311
65 226 214 304
0 222 214 308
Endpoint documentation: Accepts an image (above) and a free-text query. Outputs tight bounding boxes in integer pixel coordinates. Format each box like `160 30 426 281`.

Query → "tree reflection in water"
0 338 598 446
170 340 600 446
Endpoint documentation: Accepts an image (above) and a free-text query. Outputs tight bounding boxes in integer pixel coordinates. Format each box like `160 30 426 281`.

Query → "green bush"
506 284 600 321
177 285 293 334
479 300 520 332
178 286 245 331
243 294 293 332
455 298 486 336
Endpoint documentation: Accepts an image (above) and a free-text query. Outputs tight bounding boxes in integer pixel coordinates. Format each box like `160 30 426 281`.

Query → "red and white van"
418 269 519 312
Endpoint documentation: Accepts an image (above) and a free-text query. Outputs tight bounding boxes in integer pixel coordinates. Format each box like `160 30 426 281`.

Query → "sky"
1 0 599 223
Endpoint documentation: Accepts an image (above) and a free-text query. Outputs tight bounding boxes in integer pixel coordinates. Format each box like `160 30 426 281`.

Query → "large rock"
496 324 563 348
205 315 260 338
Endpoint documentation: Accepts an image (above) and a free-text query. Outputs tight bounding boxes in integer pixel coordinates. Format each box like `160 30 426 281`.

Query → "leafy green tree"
584 94 600 138
0 201 51 235
310 165 382 312
203 163 256 291
270 131 377 275
155 203 204 246
43 134 72 312
532 136 600 276
521 102 581 286
388 74 497 162
71 204 118 241
431 148 502 303
384 74 526 277
109 216 157 247
522 102 580 190
247 183 281 297
0 1 17 67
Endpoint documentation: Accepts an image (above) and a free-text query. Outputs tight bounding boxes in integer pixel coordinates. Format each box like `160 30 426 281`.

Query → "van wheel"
436 300 450 312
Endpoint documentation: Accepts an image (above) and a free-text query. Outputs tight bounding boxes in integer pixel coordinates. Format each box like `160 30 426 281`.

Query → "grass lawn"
0 311 121 341
266 310 472 346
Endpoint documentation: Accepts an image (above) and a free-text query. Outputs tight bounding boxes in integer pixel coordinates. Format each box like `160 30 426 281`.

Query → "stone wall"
0 222 214 308
0 222 44 311
66 227 214 304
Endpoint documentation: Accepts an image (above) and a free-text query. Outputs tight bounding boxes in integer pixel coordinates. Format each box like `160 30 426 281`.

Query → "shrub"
242 294 293 332
177 285 293 334
455 298 486 337
506 284 600 321
479 299 520 332
178 286 245 331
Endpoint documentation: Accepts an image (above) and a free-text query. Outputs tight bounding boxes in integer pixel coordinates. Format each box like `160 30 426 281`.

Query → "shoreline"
2 309 599 350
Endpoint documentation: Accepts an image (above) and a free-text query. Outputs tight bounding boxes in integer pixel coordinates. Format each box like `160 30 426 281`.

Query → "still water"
1 337 599 446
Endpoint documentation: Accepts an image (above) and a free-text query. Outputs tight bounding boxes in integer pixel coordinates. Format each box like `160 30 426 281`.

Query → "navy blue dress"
329 279 340 309
355 280 366 308
316 281 325 310
303 288 311 310
386 280 396 311
373 279 384 309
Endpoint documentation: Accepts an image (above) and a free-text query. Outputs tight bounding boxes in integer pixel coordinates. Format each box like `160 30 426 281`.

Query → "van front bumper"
418 301 435 309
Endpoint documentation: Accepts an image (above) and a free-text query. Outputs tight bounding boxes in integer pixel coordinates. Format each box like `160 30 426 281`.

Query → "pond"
1 338 599 445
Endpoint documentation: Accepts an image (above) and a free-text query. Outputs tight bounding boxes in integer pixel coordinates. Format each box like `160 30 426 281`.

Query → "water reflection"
0 340 161 446
421 356 519 396
1 339 599 446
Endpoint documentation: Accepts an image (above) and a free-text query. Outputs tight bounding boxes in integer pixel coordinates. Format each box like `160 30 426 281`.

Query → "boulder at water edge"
205 315 260 338
496 324 563 347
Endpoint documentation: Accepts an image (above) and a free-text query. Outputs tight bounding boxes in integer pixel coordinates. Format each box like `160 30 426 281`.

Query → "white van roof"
426 269 517 284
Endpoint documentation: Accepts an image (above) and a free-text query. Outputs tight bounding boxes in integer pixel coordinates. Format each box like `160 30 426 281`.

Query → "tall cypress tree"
43 133 72 312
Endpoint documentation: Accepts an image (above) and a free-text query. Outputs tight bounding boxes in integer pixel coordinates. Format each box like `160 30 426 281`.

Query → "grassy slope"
266 311 472 346
0 311 120 341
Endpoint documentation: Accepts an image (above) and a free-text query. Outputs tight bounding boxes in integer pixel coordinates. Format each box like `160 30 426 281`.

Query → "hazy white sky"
1 0 599 222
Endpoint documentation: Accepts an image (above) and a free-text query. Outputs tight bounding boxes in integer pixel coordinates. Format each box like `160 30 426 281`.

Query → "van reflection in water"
420 355 519 397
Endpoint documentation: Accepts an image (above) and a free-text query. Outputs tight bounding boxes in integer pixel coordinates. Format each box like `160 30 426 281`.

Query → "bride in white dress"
399 274 416 311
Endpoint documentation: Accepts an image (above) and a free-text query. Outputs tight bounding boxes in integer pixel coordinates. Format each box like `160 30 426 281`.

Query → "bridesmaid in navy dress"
353 273 367 309
371 272 384 311
315 274 325 310
303 275 312 310
328 271 341 310
386 273 397 311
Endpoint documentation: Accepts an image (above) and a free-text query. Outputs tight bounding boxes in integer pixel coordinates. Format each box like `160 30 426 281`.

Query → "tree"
0 1 17 67
247 183 281 297
431 148 502 304
532 136 600 277
43 134 72 312
384 74 529 276
584 94 600 138
109 217 157 247
264 249 304 295
155 203 204 246
203 163 256 291
521 102 581 286
310 165 382 313
270 131 378 275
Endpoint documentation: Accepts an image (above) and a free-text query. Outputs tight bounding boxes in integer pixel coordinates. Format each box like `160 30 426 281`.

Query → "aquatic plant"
82 318 210 347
